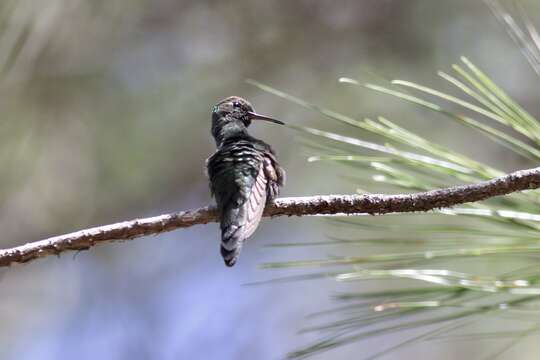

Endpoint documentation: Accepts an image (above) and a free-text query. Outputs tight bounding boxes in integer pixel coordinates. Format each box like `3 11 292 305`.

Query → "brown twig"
1 166 540 268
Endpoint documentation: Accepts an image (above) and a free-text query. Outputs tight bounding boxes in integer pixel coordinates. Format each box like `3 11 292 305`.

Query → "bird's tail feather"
220 207 245 267
219 169 268 267
219 196 266 267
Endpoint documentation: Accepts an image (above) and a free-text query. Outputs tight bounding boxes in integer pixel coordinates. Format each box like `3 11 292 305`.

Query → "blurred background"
1 0 540 359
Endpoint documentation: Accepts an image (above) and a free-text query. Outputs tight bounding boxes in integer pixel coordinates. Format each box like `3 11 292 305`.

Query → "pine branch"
1 166 540 268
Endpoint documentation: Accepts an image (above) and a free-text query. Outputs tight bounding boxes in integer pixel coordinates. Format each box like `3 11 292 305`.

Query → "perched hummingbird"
206 96 285 267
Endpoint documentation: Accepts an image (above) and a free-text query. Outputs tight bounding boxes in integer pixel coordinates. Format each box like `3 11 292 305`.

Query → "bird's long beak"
247 111 285 125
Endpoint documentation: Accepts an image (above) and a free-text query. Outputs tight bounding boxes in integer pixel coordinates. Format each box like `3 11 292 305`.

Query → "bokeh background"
1 0 540 359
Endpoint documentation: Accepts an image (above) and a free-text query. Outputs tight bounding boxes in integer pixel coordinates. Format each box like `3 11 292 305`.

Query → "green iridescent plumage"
206 96 285 266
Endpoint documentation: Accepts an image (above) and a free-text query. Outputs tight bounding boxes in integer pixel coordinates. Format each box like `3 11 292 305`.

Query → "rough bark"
1 167 539 268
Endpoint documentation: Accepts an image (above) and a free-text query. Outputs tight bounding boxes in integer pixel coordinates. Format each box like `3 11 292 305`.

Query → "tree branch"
1 167 540 268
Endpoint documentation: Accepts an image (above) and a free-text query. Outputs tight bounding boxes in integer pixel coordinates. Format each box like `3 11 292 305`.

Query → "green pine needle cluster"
249 2 540 358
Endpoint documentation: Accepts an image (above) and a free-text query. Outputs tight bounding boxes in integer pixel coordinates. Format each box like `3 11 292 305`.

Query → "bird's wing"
243 162 268 238
218 161 267 266
208 142 270 266
262 151 285 202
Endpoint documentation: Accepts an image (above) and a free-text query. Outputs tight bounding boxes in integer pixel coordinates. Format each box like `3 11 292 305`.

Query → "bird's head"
211 96 284 145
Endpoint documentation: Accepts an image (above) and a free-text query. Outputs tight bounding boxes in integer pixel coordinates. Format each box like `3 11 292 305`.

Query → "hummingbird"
206 96 285 267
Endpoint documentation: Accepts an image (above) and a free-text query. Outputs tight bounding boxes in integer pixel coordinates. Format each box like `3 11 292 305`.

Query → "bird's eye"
232 101 241 108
